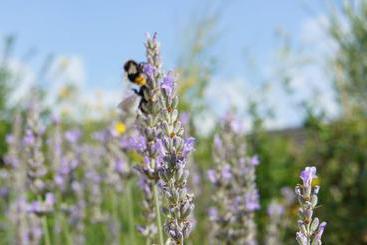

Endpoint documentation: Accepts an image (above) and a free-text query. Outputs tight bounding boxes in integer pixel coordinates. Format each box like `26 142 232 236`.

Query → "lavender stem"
154 184 164 245
61 214 72 245
126 181 136 244
38 195 51 245
110 190 120 244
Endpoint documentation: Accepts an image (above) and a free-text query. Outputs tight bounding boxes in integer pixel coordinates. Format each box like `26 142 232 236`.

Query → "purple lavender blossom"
295 166 326 245
314 222 327 241
161 72 175 97
300 166 317 187
143 63 155 79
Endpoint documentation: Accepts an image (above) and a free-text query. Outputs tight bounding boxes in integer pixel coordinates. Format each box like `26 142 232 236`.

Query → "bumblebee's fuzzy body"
123 60 148 113
124 60 147 86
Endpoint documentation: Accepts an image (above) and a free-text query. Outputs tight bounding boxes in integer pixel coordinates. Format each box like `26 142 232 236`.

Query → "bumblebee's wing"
124 60 138 74
118 94 138 113
127 64 137 74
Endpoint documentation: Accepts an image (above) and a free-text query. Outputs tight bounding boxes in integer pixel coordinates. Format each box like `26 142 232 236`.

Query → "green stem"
153 185 164 245
54 192 62 245
111 190 121 243
126 181 136 244
41 216 51 245
38 196 51 245
56 193 72 245
61 215 73 245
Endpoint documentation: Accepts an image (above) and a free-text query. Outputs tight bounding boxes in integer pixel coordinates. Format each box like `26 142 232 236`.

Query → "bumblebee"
123 60 148 113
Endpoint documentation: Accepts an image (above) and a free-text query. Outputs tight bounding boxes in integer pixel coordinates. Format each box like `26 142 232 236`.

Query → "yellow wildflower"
114 122 126 135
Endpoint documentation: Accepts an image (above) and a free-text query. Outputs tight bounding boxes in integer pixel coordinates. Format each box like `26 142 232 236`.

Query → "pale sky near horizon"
0 0 341 131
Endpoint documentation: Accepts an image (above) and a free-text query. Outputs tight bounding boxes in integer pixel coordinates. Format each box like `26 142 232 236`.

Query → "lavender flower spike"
158 71 195 244
123 33 195 244
265 201 285 245
208 112 260 244
123 33 163 243
24 98 47 195
295 166 327 245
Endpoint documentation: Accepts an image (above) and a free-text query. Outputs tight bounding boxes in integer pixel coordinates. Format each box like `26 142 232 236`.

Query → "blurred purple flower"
221 164 232 182
52 113 60 124
115 159 126 174
281 186 295 204
93 130 109 142
4 155 19 168
138 177 153 197
208 207 218 221
54 175 64 188
244 189 260 211
183 137 195 156
23 130 35 146
65 130 81 143
213 135 222 150
0 187 8 198
180 112 190 126
86 171 101 184
26 201 42 213
250 155 260 166
207 169 217 184
267 202 284 217
6 134 15 144
120 135 147 152
230 119 245 134
45 193 55 207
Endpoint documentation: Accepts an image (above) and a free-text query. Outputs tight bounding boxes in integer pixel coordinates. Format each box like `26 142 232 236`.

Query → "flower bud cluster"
295 166 326 245
157 72 196 244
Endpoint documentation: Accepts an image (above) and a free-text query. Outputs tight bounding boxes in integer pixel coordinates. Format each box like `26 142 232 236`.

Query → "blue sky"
0 0 339 128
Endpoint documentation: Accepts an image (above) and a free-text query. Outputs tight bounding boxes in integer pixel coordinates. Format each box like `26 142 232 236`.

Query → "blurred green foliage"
330 1 367 116
0 36 16 157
